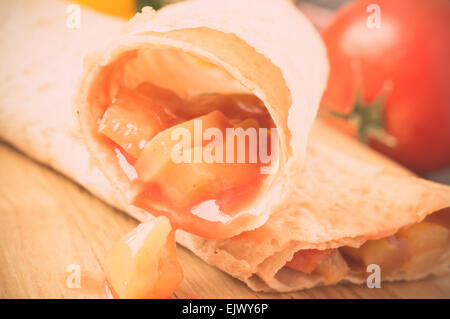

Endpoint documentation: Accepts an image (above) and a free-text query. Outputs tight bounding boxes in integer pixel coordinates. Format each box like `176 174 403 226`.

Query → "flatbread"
1 0 449 293
75 0 329 238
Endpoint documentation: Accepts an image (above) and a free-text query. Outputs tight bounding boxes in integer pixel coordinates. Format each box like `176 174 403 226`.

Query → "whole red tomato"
321 0 450 173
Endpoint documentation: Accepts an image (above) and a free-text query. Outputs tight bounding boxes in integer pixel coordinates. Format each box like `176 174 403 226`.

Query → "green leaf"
136 0 164 11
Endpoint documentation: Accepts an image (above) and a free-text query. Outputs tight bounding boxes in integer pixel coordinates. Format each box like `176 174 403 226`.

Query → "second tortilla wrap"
178 122 450 291
0 0 449 292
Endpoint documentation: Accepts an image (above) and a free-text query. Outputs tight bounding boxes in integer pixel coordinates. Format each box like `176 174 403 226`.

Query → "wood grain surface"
0 142 449 299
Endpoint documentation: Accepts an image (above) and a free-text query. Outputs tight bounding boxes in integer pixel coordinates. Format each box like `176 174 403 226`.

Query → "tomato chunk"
99 87 173 158
133 110 230 182
285 249 332 274
104 217 183 299
136 82 185 119
131 111 264 239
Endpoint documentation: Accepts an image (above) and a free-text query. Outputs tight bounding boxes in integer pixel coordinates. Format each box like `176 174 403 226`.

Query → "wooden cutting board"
0 142 449 299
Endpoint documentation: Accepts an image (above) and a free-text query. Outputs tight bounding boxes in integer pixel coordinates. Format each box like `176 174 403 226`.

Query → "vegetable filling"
285 209 450 282
97 81 276 239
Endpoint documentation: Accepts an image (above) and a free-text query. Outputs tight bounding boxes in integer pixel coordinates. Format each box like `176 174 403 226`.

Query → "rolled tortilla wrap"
0 0 449 293
76 0 328 239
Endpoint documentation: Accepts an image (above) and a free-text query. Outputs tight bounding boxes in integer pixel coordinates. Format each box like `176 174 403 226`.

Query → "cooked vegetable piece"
313 250 349 284
133 110 230 182
131 110 264 238
136 82 185 119
104 216 183 299
340 237 407 276
99 87 172 158
397 222 449 274
285 249 332 274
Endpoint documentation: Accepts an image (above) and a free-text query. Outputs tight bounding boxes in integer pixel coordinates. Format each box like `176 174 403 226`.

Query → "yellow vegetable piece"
340 237 406 276
314 251 349 285
76 0 135 19
104 216 183 299
98 87 169 159
397 222 449 274
341 221 450 277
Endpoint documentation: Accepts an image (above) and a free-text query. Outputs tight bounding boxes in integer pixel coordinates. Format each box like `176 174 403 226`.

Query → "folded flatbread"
1 0 449 292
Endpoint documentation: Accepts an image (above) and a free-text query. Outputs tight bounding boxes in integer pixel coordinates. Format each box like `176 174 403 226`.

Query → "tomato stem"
325 89 396 147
